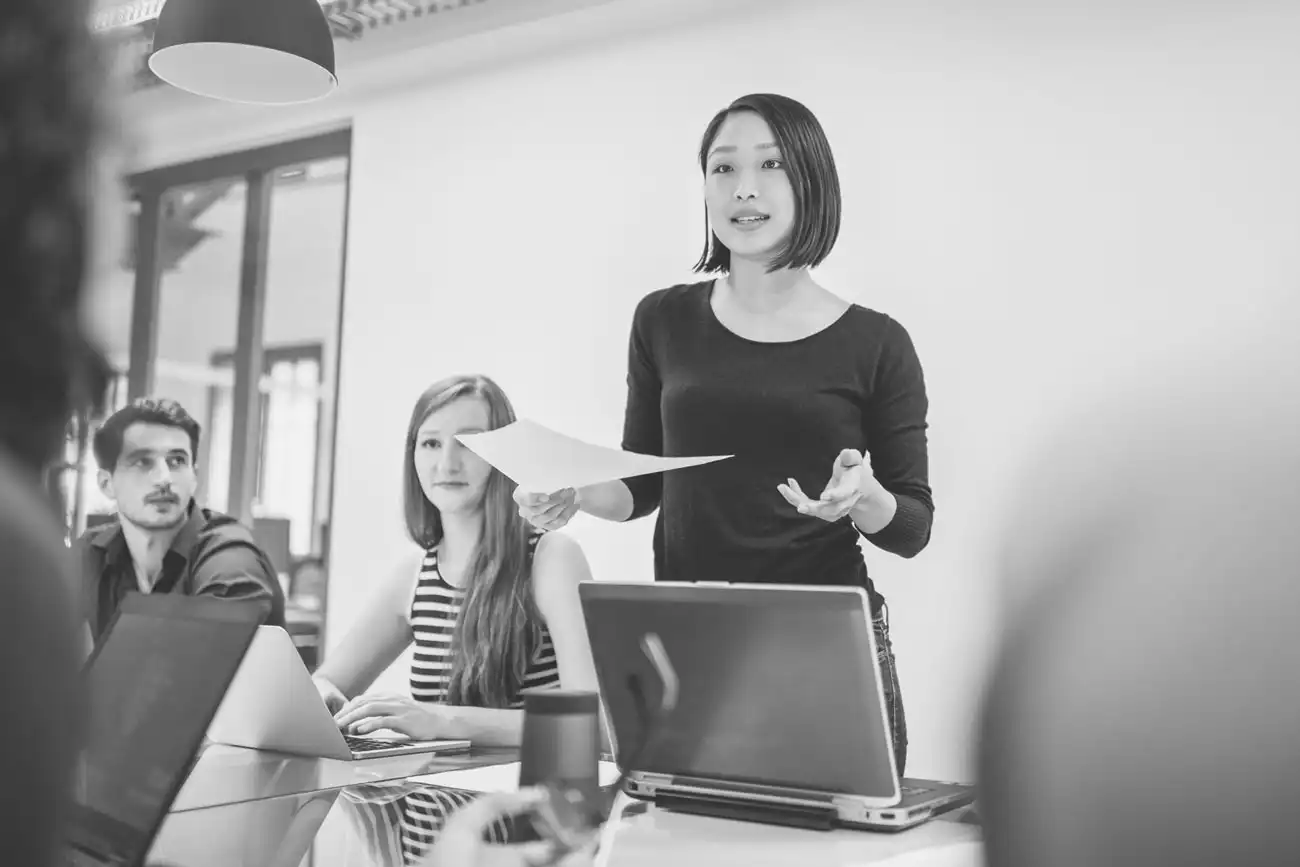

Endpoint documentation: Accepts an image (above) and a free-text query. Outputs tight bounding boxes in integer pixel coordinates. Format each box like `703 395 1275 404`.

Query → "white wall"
325 0 1300 781
128 0 1300 782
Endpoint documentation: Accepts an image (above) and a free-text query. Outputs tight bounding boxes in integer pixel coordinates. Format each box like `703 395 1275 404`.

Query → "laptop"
59 594 264 867
577 581 976 832
207 625 471 760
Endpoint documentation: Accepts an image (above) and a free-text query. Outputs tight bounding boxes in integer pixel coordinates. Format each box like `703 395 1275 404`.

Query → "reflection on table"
172 743 518 813
151 790 341 867
151 748 983 867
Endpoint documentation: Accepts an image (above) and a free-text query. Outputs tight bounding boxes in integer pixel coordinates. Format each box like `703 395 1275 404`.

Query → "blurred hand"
778 448 885 523
333 693 449 740
421 789 597 867
513 486 581 532
312 676 347 715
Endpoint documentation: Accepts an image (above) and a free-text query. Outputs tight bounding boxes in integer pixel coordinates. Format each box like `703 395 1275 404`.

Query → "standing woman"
515 93 933 776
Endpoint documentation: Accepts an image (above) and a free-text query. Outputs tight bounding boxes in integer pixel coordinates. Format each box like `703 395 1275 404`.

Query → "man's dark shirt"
75 501 286 644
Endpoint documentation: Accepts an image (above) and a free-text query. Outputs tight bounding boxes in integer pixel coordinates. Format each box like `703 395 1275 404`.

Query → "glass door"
120 130 352 659
150 177 248 514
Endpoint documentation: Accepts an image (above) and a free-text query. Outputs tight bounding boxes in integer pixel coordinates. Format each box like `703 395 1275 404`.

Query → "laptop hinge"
654 790 837 831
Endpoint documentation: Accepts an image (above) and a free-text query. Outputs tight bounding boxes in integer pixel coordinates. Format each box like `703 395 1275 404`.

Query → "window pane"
152 178 247 514
255 156 347 610
258 357 321 553
73 191 138 534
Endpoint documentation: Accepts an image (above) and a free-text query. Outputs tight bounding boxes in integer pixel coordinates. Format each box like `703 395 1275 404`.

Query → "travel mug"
518 689 602 797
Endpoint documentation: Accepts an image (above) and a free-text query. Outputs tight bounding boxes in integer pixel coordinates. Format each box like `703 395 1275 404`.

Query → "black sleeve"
191 535 287 628
620 292 664 520
859 316 935 558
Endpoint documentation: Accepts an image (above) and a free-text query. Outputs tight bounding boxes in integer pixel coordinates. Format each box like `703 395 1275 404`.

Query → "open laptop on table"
207 625 470 761
577 581 975 833
59 594 263 867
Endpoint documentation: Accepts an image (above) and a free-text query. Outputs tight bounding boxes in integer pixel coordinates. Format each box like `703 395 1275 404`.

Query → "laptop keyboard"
901 785 931 797
344 734 402 753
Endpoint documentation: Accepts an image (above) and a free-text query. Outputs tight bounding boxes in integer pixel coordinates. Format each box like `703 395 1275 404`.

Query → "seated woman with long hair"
313 374 604 861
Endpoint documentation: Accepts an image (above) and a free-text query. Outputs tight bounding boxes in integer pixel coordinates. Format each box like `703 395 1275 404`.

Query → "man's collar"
88 515 129 566
92 500 205 567
168 500 205 563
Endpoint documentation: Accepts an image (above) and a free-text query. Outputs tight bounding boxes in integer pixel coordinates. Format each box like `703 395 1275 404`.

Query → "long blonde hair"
401 374 539 708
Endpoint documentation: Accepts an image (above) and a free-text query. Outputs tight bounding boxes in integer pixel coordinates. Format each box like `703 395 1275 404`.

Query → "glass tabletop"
153 765 587 867
149 764 982 867
171 743 520 813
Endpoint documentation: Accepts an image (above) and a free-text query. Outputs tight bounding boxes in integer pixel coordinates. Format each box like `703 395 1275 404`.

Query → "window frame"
207 341 326 551
123 128 352 530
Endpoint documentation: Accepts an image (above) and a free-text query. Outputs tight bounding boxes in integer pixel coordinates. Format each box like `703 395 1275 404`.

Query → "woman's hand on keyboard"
333 692 449 741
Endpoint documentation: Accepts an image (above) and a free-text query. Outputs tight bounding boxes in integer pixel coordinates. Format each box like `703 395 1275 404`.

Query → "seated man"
75 397 286 646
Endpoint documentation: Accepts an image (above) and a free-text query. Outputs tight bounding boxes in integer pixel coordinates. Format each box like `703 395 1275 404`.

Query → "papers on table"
410 760 622 794
455 418 731 493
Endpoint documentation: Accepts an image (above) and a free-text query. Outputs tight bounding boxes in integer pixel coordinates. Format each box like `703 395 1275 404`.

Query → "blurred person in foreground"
0 0 118 864
0 3 583 867
421 790 598 867
976 314 1300 867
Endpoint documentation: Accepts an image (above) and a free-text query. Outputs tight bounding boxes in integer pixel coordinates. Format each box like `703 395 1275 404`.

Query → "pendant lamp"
148 0 338 105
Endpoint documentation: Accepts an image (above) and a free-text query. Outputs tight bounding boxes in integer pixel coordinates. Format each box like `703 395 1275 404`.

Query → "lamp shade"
148 0 337 105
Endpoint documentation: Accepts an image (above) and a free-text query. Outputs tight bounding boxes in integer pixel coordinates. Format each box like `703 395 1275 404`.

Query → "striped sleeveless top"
399 530 560 863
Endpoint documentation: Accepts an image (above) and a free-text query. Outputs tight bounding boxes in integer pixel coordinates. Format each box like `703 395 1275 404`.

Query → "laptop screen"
68 595 262 865
579 583 899 798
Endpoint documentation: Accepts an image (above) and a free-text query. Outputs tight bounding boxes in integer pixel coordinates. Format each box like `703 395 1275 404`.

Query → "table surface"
172 742 520 812
153 746 984 867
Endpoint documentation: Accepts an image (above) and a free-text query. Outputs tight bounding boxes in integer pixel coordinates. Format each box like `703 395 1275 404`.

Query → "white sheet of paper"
455 418 731 493
409 760 622 794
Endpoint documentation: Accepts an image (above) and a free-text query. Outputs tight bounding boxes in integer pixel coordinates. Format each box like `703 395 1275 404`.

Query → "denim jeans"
873 603 908 778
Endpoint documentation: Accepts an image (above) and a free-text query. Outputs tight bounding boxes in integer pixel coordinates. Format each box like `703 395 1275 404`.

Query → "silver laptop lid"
577 581 900 803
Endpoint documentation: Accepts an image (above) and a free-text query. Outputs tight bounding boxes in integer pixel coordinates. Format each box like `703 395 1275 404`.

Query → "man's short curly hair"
0 0 113 473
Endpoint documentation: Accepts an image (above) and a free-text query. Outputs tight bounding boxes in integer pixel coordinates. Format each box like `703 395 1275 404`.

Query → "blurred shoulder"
0 448 81 667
